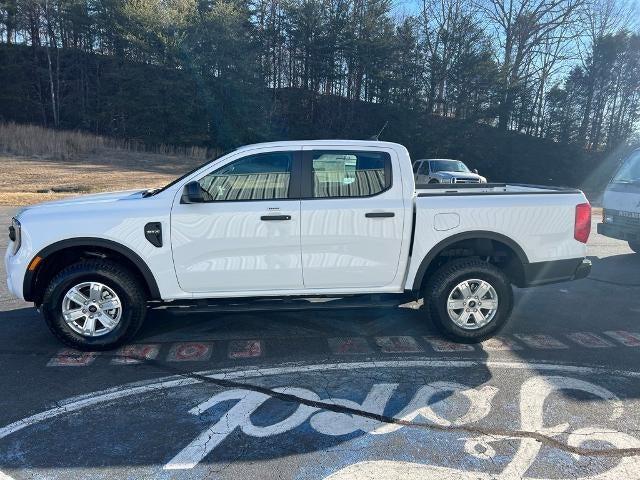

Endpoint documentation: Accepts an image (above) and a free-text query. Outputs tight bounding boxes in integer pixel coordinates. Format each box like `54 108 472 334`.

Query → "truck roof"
233 139 406 153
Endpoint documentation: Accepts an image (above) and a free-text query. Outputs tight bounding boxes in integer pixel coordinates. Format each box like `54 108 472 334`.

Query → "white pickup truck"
5 140 592 350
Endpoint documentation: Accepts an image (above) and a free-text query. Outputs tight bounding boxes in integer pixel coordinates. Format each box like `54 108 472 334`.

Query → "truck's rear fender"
23 238 161 305
410 231 529 292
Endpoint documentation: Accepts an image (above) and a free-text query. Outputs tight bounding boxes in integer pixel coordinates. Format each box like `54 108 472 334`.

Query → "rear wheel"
628 241 640 253
423 258 513 343
41 259 147 351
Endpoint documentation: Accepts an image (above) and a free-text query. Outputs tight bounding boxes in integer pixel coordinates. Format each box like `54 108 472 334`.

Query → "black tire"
41 259 147 351
428 179 440 184
422 258 513 343
628 241 640 254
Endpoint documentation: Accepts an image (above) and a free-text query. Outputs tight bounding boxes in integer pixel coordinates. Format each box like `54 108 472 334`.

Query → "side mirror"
181 181 205 204
473 169 479 174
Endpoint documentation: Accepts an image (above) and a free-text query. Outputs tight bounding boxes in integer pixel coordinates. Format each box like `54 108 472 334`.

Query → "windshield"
612 151 640 184
145 149 235 196
430 160 470 173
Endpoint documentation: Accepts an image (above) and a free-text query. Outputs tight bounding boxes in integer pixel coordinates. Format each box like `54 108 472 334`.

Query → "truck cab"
597 149 640 253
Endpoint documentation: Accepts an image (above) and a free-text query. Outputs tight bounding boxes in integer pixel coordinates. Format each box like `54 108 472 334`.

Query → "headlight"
8 217 21 254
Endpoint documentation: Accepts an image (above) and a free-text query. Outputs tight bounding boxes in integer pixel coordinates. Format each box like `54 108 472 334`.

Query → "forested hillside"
0 0 639 187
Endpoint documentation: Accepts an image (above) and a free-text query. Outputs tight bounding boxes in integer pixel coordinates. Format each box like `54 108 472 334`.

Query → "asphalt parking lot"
1 206 640 479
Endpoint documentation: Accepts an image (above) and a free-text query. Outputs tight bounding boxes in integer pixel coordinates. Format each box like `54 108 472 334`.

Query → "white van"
597 148 640 253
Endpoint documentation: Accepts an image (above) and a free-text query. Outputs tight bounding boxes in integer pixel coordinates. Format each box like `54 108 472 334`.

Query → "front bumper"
597 222 640 242
520 258 591 287
4 241 29 301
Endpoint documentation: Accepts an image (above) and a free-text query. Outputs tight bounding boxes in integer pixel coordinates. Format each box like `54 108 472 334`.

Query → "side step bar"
154 293 419 314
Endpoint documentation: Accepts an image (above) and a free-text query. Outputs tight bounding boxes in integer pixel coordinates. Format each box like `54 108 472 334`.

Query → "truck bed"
415 182 582 196
405 182 589 290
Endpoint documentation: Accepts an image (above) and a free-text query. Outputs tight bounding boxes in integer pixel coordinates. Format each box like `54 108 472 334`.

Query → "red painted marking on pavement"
513 334 568 349
375 336 423 353
112 344 160 364
328 337 372 355
228 340 262 359
604 331 640 347
423 337 475 352
565 332 613 348
47 349 97 367
480 337 522 351
167 343 213 362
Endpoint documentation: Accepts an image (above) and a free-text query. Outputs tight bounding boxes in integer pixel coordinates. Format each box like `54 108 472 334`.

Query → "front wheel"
423 258 513 343
41 259 147 351
628 241 640 254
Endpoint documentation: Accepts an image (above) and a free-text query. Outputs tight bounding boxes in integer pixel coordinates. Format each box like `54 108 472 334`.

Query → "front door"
300 148 405 289
171 149 303 293
415 160 430 184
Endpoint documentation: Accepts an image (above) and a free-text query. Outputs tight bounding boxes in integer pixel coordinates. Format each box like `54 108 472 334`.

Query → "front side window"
418 162 429 175
198 152 293 201
312 150 390 198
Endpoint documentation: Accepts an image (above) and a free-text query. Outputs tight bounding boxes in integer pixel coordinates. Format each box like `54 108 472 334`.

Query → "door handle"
261 215 291 221
365 212 395 218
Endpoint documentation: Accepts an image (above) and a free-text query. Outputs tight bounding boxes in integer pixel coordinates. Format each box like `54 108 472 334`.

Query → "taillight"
574 202 591 243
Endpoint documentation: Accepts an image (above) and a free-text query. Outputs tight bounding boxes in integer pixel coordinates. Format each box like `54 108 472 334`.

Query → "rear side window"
413 162 420 173
198 152 293 201
418 162 429 174
311 150 391 198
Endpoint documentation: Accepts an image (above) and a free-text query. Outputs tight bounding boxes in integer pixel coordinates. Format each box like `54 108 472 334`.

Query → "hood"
436 171 483 180
18 189 145 215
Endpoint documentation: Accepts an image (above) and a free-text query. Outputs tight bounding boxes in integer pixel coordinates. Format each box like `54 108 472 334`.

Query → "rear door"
299 147 406 288
171 148 303 293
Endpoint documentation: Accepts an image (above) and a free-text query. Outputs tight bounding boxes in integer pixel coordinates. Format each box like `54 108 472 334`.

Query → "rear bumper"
597 223 640 242
520 258 591 287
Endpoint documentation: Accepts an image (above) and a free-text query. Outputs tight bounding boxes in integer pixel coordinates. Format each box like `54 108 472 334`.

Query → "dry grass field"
0 123 208 206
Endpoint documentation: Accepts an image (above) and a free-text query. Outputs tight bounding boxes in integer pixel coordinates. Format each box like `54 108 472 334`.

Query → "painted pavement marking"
328 337 372 355
5 358 640 443
111 344 160 365
604 331 640 347
479 336 523 351
167 342 213 362
565 332 614 348
47 349 97 367
423 337 475 352
375 336 423 353
228 340 263 359
513 334 569 349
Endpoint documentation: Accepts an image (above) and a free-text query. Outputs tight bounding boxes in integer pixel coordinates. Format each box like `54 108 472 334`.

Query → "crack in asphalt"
67 352 640 460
